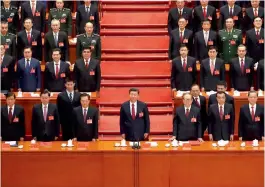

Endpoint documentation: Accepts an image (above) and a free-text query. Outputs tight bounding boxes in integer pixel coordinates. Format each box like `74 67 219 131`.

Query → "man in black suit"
200 46 225 91
194 19 217 63
44 48 70 92
72 93 98 141
246 17 264 63
120 88 150 141
1 45 15 92
0 21 16 57
21 0 46 34
167 0 193 33
1 92 25 141
76 0 100 34
44 19 69 63
190 84 207 137
74 47 101 93
208 91 235 141
230 44 254 91
219 0 243 29
168 17 193 60
171 45 197 91
244 0 264 32
172 93 203 142
17 18 42 61
193 0 217 32
257 59 264 91
31 90 60 142
57 78 81 140
238 91 264 141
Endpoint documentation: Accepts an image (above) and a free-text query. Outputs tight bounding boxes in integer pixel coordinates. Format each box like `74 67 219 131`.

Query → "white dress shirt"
253 7 259 14
7 105 15 115
239 57 245 66
54 61 60 72
42 104 48 117
30 1 36 10
193 97 200 105
249 104 256 114
66 90 74 99
202 5 208 12
130 101 137 115
181 56 187 66
228 6 234 14
179 29 185 37
184 106 191 112
83 107 89 116
218 104 224 112
25 58 32 67
209 58 216 66
84 58 90 65
26 29 32 36
203 30 209 43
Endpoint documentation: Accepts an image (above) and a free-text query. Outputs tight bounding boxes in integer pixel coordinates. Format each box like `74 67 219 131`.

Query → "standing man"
44 48 70 92
1 92 25 141
172 93 203 142
120 88 150 141
238 91 264 141
1 0 19 34
257 59 264 91
0 21 16 57
218 18 242 64
171 45 196 91
230 45 254 91
57 78 81 140
72 93 98 141
244 0 264 31
76 22 101 60
17 18 42 61
31 90 60 142
74 47 101 93
200 46 225 91
17 47 41 92
208 91 234 141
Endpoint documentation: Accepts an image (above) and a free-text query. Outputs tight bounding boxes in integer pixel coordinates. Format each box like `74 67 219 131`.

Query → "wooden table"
0 92 97 139
2 141 263 187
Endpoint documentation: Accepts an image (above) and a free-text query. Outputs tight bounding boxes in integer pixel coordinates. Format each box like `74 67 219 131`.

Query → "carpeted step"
101 1 169 5
102 54 169 61
101 79 170 87
101 6 169 11
101 29 168 36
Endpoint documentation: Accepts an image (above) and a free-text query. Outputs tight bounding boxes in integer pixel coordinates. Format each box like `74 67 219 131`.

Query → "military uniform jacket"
0 33 16 57
1 6 19 34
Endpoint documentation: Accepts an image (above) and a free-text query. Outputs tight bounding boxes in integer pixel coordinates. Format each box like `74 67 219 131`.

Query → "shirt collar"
8 105 15 110
54 60 60 65
25 58 31 62
179 28 185 33
184 106 191 110
210 58 216 63
53 32 59 35
26 29 32 34
253 7 259 11
239 57 245 62
228 5 234 9
130 101 137 106
193 96 200 100
84 58 90 63
42 104 48 108
202 5 208 9
218 104 224 108
255 28 260 32
83 107 88 111
249 104 256 109
203 30 209 34
66 90 74 95
178 8 183 11
181 56 187 61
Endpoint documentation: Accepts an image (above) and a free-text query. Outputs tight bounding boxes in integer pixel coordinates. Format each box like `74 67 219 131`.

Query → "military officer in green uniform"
1 0 19 34
218 18 243 64
48 0 72 37
76 22 101 61
0 21 16 57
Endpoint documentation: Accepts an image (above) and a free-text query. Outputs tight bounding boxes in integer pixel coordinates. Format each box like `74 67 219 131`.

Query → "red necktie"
185 108 190 117
180 31 183 43
254 8 258 17
83 109 87 123
183 58 187 71
251 106 255 121
256 30 260 39
219 106 224 121
241 59 244 74
203 7 207 18
132 103 136 120
27 32 31 44
55 63 59 79
8 107 12 123
210 60 215 75
85 60 89 69
195 98 200 107
43 106 47 122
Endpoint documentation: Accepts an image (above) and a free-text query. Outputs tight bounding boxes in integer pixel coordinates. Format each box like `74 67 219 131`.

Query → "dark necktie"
54 33 58 47
203 7 207 18
83 109 87 123
85 60 89 69
251 106 255 121
241 59 244 74
8 107 12 123
256 30 260 39
132 104 136 120
183 58 187 71
195 98 200 107
69 93 73 102
43 106 47 122
55 63 59 79
219 106 224 121
179 9 182 15
254 8 258 17
229 7 233 17
185 108 190 117
26 59 30 69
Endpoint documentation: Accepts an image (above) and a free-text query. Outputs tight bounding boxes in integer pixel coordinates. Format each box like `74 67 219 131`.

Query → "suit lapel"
39 104 45 123
180 106 187 122
125 102 133 120
245 105 253 121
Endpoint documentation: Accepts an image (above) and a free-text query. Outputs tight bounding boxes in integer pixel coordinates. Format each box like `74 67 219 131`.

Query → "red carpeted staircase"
98 1 173 140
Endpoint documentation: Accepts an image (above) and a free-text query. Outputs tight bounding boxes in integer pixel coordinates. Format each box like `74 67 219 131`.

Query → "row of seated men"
1 86 264 142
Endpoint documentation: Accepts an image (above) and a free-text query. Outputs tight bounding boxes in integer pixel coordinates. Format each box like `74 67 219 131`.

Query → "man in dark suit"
17 47 41 92
1 92 25 141
238 91 264 141
31 90 60 142
120 88 150 141
257 59 264 91
190 84 207 137
74 47 101 93
44 48 70 92
194 19 217 63
246 17 264 63
0 21 16 57
172 93 203 141
230 44 254 91
208 91 235 141
21 0 46 34
244 0 264 31
169 17 193 60
1 0 19 34
17 18 42 61
167 0 193 33
44 19 69 63
193 0 217 32
200 46 225 91
219 0 243 29
171 45 197 91
57 78 81 140
72 93 98 141
76 0 100 34
1 45 15 92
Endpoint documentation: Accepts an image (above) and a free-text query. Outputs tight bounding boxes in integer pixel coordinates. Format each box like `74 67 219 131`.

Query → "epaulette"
76 34 81 37
8 33 16 36
219 29 226 33
93 33 100 37
10 6 17 10
64 8 70 11
50 8 57 11
234 29 242 33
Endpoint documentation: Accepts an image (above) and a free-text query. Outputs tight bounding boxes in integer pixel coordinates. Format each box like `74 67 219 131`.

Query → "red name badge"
225 114 230 120
60 73 66 78
230 40 236 45
233 16 238 20
188 67 193 72
191 117 197 122
4 44 9 49
60 18 66 23
48 116 54 120
139 112 144 117
90 45 95 50
208 41 213 46
87 119 92 124
2 144 10 149
59 42 64 47
183 39 188 43
3 68 8 72
214 70 220 75
259 39 264 44
90 16 94 20
77 142 88 148
7 17 13 22
255 116 260 122
35 12 40 16
208 16 212 20
90 71 95 76
246 68 251 73
32 41 37 46
30 68 35 74
13 117 19 122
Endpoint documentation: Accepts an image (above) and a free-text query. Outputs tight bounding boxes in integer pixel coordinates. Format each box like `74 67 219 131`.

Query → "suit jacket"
173 106 202 141
257 59 264 90
194 30 217 61
21 1 46 33
76 4 100 34
169 28 193 60
31 103 60 141
74 58 101 92
17 29 42 61
244 6 264 31
170 56 197 91
44 31 69 62
219 4 243 29
1 105 25 141
167 7 193 33
246 28 264 62
208 103 234 141
17 58 41 92
120 101 150 141
238 104 264 140
208 93 235 111
200 58 225 91
192 95 207 135
72 106 98 141
44 61 70 92
1 55 15 91
229 57 254 91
